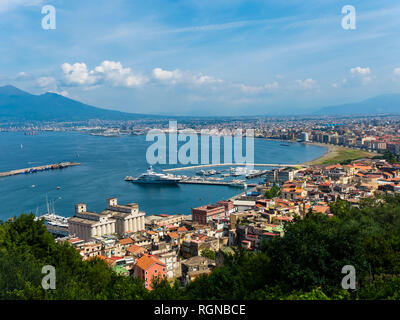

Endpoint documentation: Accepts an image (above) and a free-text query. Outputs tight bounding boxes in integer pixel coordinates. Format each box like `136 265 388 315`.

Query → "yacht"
229 179 247 188
129 166 181 184
35 196 69 237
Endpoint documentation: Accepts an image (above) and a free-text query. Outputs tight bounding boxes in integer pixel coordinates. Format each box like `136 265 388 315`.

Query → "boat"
35 196 69 237
128 166 181 184
229 180 247 188
231 167 248 176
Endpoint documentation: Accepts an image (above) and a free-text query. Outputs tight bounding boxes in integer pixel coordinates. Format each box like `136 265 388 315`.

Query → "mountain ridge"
0 85 158 121
314 93 400 115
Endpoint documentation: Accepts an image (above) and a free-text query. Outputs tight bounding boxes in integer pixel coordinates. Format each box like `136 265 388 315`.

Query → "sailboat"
37 195 69 237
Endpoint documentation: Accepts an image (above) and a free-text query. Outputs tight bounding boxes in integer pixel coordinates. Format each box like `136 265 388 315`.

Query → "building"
265 168 296 184
301 132 309 142
68 198 146 241
134 254 167 290
192 204 225 225
181 256 216 286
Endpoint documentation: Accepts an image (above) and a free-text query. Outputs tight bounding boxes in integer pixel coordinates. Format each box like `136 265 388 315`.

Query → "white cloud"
393 68 400 76
239 81 279 94
152 67 183 84
61 61 147 88
62 63 98 86
35 76 69 97
94 61 148 87
239 84 265 94
36 76 56 88
0 0 43 12
295 78 318 90
265 81 279 91
348 67 372 85
350 66 371 75
152 67 222 86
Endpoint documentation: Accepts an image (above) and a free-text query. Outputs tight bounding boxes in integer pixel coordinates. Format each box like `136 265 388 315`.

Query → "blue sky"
1 0 400 115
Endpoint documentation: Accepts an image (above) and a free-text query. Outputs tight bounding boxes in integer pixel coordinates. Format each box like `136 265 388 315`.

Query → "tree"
201 248 216 260
265 184 280 199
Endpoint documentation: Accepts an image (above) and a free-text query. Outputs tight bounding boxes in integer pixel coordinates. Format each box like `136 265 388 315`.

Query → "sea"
0 131 326 220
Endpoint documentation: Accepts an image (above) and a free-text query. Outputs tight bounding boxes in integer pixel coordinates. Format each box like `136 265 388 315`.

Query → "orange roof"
275 216 293 221
119 238 134 245
87 255 107 261
136 255 165 270
68 237 82 243
177 226 188 232
168 232 179 239
126 244 147 255
313 205 329 214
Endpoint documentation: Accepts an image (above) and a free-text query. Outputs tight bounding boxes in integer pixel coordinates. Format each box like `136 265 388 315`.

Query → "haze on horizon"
1 0 400 116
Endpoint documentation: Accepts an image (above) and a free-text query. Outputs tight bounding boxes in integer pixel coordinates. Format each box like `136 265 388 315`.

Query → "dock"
163 163 307 172
178 179 256 187
0 162 81 178
245 170 268 179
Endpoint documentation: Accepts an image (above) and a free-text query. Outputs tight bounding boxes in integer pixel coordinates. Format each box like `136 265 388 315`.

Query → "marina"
162 163 307 172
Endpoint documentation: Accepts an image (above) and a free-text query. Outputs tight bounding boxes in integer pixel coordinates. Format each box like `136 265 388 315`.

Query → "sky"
1 0 400 116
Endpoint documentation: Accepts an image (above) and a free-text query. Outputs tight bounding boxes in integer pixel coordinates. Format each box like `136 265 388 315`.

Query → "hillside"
315 94 400 115
0 85 155 121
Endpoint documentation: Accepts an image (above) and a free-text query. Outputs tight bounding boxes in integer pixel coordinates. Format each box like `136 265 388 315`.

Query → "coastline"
300 142 376 165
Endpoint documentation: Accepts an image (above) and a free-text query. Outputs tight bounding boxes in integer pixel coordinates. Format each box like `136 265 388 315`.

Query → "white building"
68 198 146 241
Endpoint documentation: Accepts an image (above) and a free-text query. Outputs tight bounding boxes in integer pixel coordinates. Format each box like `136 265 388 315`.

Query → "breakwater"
0 162 81 178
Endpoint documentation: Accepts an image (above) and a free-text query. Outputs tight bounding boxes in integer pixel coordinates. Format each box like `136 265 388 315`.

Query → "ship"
126 166 181 184
35 196 69 237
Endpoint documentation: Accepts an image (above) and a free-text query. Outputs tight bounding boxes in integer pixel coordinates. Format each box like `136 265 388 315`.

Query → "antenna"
46 194 50 214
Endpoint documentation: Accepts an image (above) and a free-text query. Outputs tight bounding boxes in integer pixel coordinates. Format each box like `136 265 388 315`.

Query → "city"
2 0 400 316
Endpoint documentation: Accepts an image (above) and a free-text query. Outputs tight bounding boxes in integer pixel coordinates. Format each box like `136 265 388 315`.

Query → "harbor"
0 132 326 218
177 179 256 188
125 166 263 188
0 162 81 178
162 163 307 172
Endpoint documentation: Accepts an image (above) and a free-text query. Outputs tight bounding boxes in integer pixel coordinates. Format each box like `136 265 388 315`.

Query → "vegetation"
2 194 400 299
264 184 280 199
201 248 216 260
307 146 375 165
373 151 399 164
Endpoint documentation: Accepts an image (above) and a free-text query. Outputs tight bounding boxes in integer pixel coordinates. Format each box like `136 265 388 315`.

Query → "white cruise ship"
127 166 181 184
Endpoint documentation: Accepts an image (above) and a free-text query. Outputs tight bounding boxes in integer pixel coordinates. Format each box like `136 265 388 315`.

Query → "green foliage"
373 151 399 164
264 184 280 199
2 194 400 300
201 248 216 260
183 195 400 300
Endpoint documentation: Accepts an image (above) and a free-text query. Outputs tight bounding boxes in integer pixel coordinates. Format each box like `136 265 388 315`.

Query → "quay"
245 170 268 179
0 162 81 178
178 179 257 187
162 163 307 172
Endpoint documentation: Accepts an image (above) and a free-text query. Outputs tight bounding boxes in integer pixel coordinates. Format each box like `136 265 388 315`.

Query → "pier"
162 163 307 172
178 179 257 187
0 162 81 178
